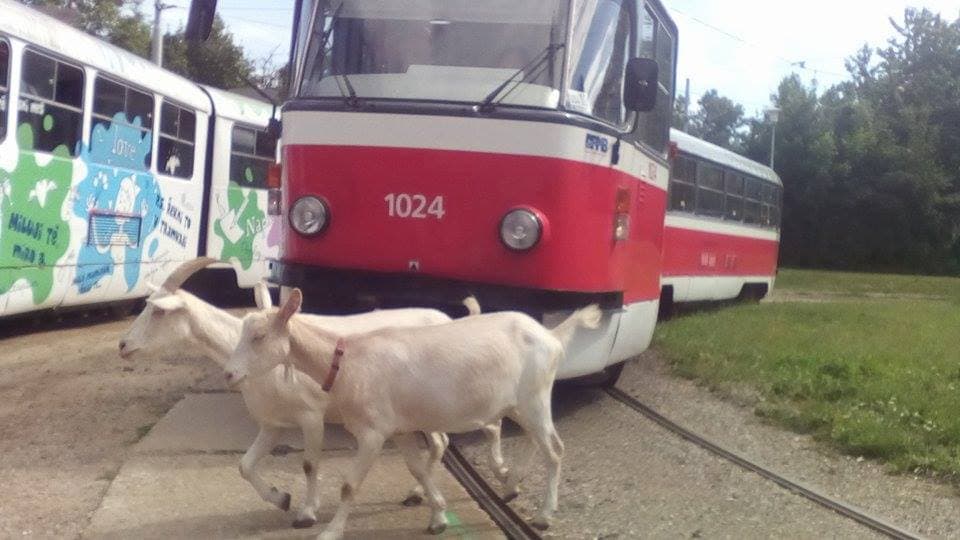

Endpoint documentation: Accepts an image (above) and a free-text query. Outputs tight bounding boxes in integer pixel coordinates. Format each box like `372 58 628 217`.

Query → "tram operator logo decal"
585 133 610 154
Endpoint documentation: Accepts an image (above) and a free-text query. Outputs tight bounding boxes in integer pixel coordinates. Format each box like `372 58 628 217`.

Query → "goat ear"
149 294 186 312
275 288 302 327
254 282 273 310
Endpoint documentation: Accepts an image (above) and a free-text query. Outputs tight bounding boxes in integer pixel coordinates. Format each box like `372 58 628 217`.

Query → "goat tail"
462 295 482 316
550 304 602 349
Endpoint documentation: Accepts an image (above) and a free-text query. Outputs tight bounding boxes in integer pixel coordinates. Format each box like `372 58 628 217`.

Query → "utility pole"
152 1 175 66
683 78 691 132
765 107 781 169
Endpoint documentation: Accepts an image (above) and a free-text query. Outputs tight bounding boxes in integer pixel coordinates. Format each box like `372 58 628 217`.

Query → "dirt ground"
0 310 225 539
2 306 958 539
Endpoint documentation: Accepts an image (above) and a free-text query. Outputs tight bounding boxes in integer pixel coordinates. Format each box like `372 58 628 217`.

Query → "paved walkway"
84 393 501 539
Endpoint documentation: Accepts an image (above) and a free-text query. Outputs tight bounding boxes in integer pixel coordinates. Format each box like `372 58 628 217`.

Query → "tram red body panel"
282 144 665 303
662 224 780 278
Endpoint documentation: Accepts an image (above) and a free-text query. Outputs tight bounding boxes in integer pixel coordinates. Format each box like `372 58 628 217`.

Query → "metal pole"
769 122 777 169
151 1 173 66
684 78 691 132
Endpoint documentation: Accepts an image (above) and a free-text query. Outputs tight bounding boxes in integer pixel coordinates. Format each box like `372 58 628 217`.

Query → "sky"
163 0 960 116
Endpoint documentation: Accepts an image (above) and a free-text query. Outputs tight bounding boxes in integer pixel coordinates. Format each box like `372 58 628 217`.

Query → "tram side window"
158 101 195 179
724 172 744 221
762 184 781 227
696 164 724 217
567 0 633 127
636 7 675 153
230 126 277 189
0 41 9 142
19 50 84 155
669 156 697 212
92 77 154 170
743 177 763 225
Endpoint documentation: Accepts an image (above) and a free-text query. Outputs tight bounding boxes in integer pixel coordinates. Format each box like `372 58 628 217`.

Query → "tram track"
443 443 542 540
603 386 924 540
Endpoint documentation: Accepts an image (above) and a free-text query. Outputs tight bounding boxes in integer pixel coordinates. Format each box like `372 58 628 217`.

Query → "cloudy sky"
165 0 960 116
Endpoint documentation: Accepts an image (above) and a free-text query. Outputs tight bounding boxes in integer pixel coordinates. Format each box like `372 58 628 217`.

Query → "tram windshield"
298 0 569 108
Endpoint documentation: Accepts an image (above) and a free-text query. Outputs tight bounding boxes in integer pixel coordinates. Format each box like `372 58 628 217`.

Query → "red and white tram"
662 128 782 308
265 0 678 380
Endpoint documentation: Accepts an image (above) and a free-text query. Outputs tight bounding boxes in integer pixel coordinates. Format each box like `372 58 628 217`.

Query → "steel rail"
604 387 924 540
443 443 543 540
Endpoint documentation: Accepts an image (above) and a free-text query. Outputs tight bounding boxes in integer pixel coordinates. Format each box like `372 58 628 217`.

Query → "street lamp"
765 107 781 169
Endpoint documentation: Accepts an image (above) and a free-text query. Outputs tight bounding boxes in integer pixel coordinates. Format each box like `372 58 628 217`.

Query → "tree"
686 89 745 151
19 1 255 90
163 17 254 90
22 0 151 56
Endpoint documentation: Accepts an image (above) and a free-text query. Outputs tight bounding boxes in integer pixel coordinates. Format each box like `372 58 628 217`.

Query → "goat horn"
161 257 219 292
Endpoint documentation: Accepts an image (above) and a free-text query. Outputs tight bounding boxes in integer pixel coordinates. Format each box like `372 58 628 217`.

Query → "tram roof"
0 0 211 113
201 86 276 128
670 128 782 187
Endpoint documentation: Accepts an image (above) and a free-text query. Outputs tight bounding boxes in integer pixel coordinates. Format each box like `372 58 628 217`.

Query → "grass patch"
777 268 960 298
655 298 960 479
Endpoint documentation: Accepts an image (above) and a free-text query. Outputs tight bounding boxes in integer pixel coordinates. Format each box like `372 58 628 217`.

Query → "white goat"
118 258 500 529
225 288 601 539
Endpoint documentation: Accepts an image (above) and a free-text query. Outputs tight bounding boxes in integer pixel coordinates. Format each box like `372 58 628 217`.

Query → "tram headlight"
499 208 542 251
290 196 329 236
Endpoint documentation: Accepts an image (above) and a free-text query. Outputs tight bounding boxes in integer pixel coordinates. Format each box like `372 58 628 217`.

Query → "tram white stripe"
283 111 669 190
665 213 781 242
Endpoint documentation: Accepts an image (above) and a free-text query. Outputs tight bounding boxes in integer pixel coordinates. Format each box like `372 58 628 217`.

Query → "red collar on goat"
321 339 346 392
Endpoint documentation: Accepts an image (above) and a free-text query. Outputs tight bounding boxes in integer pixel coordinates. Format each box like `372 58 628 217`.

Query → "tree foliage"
19 0 255 90
742 9 960 273
685 89 746 151
163 17 253 89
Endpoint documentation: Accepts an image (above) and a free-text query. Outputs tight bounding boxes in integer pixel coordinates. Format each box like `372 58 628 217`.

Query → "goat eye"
252 334 265 342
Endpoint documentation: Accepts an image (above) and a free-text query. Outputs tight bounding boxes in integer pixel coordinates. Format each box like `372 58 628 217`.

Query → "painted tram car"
263 0 679 380
0 0 281 317
662 128 782 309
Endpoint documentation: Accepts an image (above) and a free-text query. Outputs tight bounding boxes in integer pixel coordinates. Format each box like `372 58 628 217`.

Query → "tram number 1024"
384 193 446 220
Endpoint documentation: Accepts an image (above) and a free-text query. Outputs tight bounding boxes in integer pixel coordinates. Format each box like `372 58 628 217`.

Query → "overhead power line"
667 6 848 80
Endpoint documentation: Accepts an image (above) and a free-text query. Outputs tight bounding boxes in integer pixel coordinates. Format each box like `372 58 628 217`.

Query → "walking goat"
225 287 601 538
118 258 499 528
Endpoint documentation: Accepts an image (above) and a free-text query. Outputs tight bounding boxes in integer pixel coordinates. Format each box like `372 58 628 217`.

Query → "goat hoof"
427 523 447 535
531 518 551 531
292 517 317 529
401 494 424 507
502 491 519 503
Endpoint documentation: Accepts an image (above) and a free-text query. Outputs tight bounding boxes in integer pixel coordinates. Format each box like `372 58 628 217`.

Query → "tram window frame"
761 183 782 228
158 100 196 180
567 0 635 129
91 75 155 170
19 48 85 156
743 177 763 225
695 163 725 218
0 39 9 143
724 171 744 222
668 155 697 213
635 5 675 154
230 124 278 190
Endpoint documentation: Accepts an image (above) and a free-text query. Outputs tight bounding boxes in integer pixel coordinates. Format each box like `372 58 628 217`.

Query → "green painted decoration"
214 182 266 270
0 124 73 304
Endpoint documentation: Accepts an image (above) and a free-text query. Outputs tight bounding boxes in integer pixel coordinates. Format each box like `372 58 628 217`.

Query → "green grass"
655 296 960 479
777 268 960 298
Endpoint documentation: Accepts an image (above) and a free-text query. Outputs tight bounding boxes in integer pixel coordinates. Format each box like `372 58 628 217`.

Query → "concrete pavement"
84 393 502 539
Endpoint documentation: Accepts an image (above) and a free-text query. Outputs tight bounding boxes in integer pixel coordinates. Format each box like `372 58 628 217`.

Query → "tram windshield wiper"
305 2 360 107
477 43 564 112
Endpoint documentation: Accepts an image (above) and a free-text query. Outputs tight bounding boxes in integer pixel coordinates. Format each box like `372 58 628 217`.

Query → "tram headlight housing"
290 196 329 236
500 208 542 251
